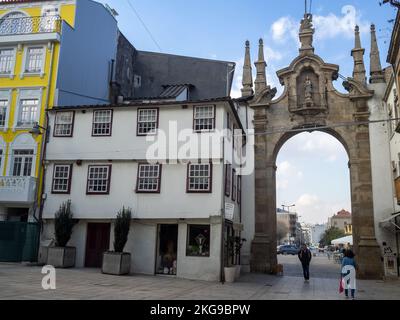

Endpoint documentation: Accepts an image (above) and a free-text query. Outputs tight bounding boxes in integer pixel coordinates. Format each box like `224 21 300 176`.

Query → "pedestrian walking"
298 244 312 282
341 249 357 300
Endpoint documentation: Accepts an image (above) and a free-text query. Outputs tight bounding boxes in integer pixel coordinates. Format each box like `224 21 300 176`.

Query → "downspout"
37 42 55 230
220 132 225 283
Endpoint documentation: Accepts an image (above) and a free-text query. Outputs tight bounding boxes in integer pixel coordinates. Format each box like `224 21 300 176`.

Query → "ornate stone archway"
242 14 384 279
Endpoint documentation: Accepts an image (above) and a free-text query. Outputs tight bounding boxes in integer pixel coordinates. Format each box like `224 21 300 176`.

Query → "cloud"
295 193 350 225
313 5 369 40
295 132 347 162
270 5 370 45
271 16 299 43
277 161 303 190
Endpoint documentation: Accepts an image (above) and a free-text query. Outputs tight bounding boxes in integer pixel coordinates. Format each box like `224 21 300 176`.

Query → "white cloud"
271 16 299 43
313 5 369 40
265 46 283 62
270 5 369 45
295 193 350 224
296 132 347 162
277 161 303 190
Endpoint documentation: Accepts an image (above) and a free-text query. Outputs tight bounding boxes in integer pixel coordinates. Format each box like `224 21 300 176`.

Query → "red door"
85 223 111 268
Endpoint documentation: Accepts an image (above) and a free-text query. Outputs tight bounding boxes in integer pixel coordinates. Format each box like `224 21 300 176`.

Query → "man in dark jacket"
298 244 312 281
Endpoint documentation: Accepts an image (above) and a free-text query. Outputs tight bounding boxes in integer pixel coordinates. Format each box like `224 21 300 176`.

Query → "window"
87 165 111 194
0 49 14 75
137 108 158 135
186 225 210 257
92 110 113 136
0 99 8 127
225 164 231 197
237 175 241 205
54 111 74 137
136 164 162 193
194 105 215 131
52 164 72 194
187 163 212 193
18 99 38 126
25 47 44 73
232 169 236 201
0 150 3 170
12 150 34 177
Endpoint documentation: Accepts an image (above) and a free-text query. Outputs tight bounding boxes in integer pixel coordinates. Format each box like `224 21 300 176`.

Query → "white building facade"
41 97 246 281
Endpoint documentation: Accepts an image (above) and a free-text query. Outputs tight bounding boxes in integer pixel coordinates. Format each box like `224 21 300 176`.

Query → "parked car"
277 245 299 255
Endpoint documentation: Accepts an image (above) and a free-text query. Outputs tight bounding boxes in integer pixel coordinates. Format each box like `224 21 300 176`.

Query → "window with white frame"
0 48 14 75
12 149 34 177
54 111 74 137
0 149 3 171
52 164 72 194
0 99 8 127
87 165 111 194
225 164 231 197
92 110 112 136
187 163 212 192
136 164 161 193
25 47 44 74
18 98 39 126
137 108 158 135
194 105 215 131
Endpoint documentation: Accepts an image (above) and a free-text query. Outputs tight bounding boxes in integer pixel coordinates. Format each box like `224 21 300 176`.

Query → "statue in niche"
304 76 313 105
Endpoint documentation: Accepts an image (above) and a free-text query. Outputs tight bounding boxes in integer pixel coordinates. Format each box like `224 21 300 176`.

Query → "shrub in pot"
224 236 236 283
47 200 76 268
234 237 247 279
102 207 132 275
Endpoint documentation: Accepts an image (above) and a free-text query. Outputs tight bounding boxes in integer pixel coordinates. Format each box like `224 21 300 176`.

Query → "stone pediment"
343 78 374 100
276 54 339 117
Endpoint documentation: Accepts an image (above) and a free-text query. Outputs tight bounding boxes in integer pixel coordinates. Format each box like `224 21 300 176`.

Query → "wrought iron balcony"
0 15 61 36
0 176 37 204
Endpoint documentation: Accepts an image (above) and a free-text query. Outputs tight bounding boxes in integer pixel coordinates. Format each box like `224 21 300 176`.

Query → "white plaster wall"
43 162 224 220
176 220 221 281
240 107 255 272
127 222 157 275
368 82 398 251
46 104 227 161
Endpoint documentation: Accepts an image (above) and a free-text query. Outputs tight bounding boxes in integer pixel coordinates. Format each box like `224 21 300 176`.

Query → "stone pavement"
0 259 399 300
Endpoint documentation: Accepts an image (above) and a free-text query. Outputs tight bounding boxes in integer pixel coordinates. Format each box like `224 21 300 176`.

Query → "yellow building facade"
0 0 77 221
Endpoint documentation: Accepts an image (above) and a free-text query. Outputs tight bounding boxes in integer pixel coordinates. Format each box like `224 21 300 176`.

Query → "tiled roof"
336 209 351 217
0 0 50 4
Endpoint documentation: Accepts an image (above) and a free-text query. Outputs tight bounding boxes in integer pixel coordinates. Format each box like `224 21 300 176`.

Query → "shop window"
186 225 210 257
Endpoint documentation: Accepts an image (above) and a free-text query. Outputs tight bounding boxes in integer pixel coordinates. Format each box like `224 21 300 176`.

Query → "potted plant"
234 237 247 279
224 236 236 283
47 200 76 268
102 207 132 275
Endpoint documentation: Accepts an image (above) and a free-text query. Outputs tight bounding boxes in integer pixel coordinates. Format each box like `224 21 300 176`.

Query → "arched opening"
0 11 29 35
275 131 351 279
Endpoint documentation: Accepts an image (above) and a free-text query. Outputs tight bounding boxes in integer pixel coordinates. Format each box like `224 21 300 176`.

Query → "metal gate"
0 222 40 262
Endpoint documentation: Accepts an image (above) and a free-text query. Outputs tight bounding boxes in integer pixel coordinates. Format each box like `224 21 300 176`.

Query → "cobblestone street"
1 256 399 300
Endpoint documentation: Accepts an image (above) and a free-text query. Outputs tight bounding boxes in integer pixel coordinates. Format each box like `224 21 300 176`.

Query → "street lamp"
381 0 400 8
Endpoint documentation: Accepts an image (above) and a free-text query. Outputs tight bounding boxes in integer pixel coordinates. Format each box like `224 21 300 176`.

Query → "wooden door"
85 223 111 268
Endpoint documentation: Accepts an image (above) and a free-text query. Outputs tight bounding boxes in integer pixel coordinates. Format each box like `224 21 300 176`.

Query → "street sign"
225 203 235 221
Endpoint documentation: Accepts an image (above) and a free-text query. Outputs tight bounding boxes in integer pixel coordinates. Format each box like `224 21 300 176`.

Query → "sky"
97 0 397 224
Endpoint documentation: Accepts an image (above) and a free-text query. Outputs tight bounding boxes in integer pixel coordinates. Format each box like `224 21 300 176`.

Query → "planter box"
224 266 236 283
102 252 131 275
47 247 76 268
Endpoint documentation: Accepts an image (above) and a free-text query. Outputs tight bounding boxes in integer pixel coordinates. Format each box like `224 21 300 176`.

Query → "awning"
331 235 353 245
379 212 400 230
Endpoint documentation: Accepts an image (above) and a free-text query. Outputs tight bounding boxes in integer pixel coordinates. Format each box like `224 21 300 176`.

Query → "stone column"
250 107 278 273
349 119 383 279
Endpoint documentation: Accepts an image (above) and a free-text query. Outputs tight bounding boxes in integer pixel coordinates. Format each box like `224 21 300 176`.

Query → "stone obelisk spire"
351 25 366 83
369 24 385 84
254 38 267 95
241 40 254 97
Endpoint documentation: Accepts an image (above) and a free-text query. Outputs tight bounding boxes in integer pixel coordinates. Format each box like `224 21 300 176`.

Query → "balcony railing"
0 176 37 204
0 15 61 36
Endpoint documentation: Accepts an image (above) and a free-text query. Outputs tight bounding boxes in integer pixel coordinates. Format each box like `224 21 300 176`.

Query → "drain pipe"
220 134 226 284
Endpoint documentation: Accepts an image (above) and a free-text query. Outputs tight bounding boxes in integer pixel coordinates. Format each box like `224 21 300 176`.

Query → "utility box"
384 253 399 278
38 239 54 265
